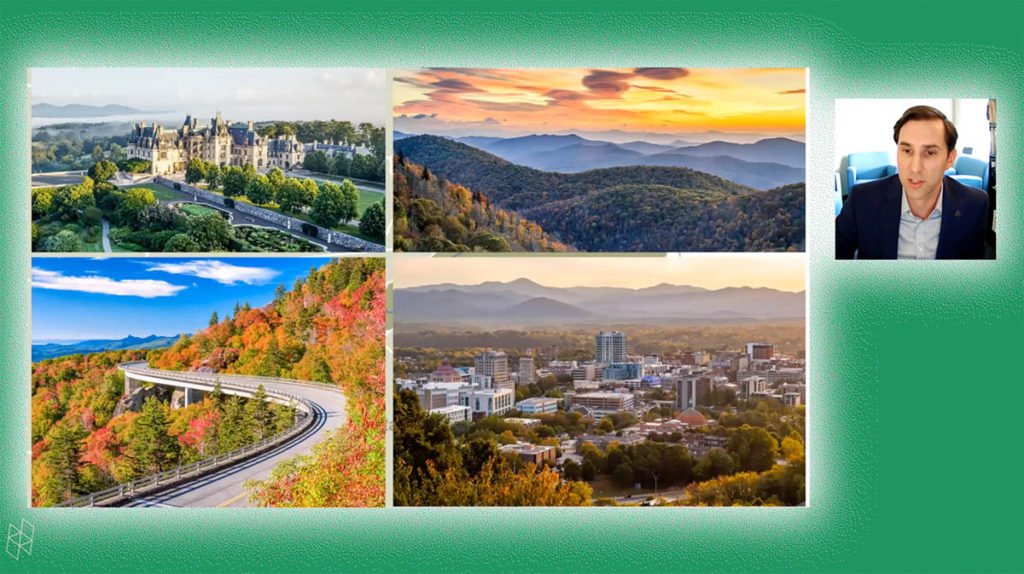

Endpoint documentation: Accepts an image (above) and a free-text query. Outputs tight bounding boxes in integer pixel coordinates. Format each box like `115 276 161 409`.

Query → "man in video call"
835 105 989 259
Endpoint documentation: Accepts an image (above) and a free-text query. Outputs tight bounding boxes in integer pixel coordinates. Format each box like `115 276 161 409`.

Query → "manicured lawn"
177 203 223 218
357 189 384 218
124 183 182 202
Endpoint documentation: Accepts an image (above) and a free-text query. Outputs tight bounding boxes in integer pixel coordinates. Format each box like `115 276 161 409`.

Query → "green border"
2 2 1022 573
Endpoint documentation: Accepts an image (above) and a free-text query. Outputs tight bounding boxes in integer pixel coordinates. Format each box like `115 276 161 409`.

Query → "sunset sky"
393 254 806 292
394 68 805 140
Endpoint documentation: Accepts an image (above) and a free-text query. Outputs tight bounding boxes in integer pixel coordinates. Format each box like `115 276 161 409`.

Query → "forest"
394 135 805 252
258 120 386 183
31 349 296 506
31 123 135 173
395 389 806 506
31 258 386 507
393 158 571 252
32 161 325 252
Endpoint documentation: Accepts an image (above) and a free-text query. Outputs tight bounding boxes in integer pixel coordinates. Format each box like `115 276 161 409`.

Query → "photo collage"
34 65 945 509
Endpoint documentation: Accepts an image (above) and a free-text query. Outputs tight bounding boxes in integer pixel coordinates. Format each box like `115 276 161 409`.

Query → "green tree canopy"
87 160 118 182
359 200 385 242
185 158 207 185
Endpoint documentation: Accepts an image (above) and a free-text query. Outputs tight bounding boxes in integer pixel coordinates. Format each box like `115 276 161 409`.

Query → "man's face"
896 118 957 202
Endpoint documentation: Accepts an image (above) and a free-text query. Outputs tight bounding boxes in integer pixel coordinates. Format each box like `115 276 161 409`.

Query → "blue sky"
31 258 333 341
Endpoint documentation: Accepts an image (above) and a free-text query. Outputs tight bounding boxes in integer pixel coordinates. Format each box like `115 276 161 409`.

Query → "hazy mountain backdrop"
396 278 805 327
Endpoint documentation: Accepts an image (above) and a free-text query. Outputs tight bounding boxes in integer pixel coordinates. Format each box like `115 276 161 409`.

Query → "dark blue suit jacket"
835 175 988 259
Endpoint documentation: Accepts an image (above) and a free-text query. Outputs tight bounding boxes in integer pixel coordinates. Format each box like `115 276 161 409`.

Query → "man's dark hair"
893 105 958 151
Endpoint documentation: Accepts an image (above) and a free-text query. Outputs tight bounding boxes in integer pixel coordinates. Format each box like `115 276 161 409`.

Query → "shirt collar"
901 183 944 220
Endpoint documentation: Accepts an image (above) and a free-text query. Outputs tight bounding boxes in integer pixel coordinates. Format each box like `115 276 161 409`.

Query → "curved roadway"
117 363 346 508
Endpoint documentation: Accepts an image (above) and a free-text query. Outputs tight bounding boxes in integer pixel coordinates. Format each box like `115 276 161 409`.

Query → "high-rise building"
595 331 627 364
475 350 511 390
518 355 535 385
675 376 711 410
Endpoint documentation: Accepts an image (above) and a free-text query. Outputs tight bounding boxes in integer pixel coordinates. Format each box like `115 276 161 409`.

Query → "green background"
2 1 1021 572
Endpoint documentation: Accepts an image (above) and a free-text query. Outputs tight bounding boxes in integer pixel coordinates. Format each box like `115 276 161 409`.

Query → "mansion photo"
127 112 353 175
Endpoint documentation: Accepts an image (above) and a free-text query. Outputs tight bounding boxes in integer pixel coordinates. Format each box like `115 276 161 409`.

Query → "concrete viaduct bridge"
60 362 348 508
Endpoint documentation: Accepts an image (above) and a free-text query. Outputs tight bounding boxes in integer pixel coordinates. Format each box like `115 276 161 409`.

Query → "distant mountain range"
32 334 179 362
394 132 804 189
396 278 804 326
394 136 805 252
32 103 152 118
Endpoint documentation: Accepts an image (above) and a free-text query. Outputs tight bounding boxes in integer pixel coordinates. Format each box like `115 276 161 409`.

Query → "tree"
245 385 272 440
92 145 104 161
41 420 87 504
41 229 82 252
130 396 180 475
339 180 359 221
359 200 385 242
352 153 378 180
87 160 118 182
695 447 736 481
164 233 201 252
204 163 222 189
574 454 595 480
222 166 247 197
612 462 635 488
242 163 257 186
209 311 219 327
312 356 332 384
210 382 224 406
185 158 206 184
301 178 319 206
310 181 353 228
32 187 54 218
246 175 274 205
303 150 329 173
330 153 351 177
727 425 779 472
186 214 233 251
266 167 285 191
115 188 156 223
562 459 582 481
277 179 306 213
52 182 96 221
217 396 250 452
470 232 510 252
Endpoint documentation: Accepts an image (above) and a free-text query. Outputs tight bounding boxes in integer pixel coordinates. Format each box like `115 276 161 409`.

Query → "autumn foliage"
31 258 385 508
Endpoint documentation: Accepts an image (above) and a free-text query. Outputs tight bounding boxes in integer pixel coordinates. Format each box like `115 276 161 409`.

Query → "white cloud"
31 267 187 298
147 260 279 285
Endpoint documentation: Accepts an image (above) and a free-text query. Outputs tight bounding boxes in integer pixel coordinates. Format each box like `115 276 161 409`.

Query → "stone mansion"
126 112 306 175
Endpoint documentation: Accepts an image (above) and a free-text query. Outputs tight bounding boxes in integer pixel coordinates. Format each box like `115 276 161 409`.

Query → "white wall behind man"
834 99 991 192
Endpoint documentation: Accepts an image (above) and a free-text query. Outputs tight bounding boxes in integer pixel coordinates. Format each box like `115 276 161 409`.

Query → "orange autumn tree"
150 257 386 507
247 263 386 507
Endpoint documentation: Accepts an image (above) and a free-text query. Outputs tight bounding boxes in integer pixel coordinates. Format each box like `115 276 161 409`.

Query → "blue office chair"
946 155 989 192
835 172 843 216
846 152 897 196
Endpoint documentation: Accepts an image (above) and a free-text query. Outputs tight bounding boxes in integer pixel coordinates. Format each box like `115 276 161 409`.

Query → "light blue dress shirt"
897 186 943 260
